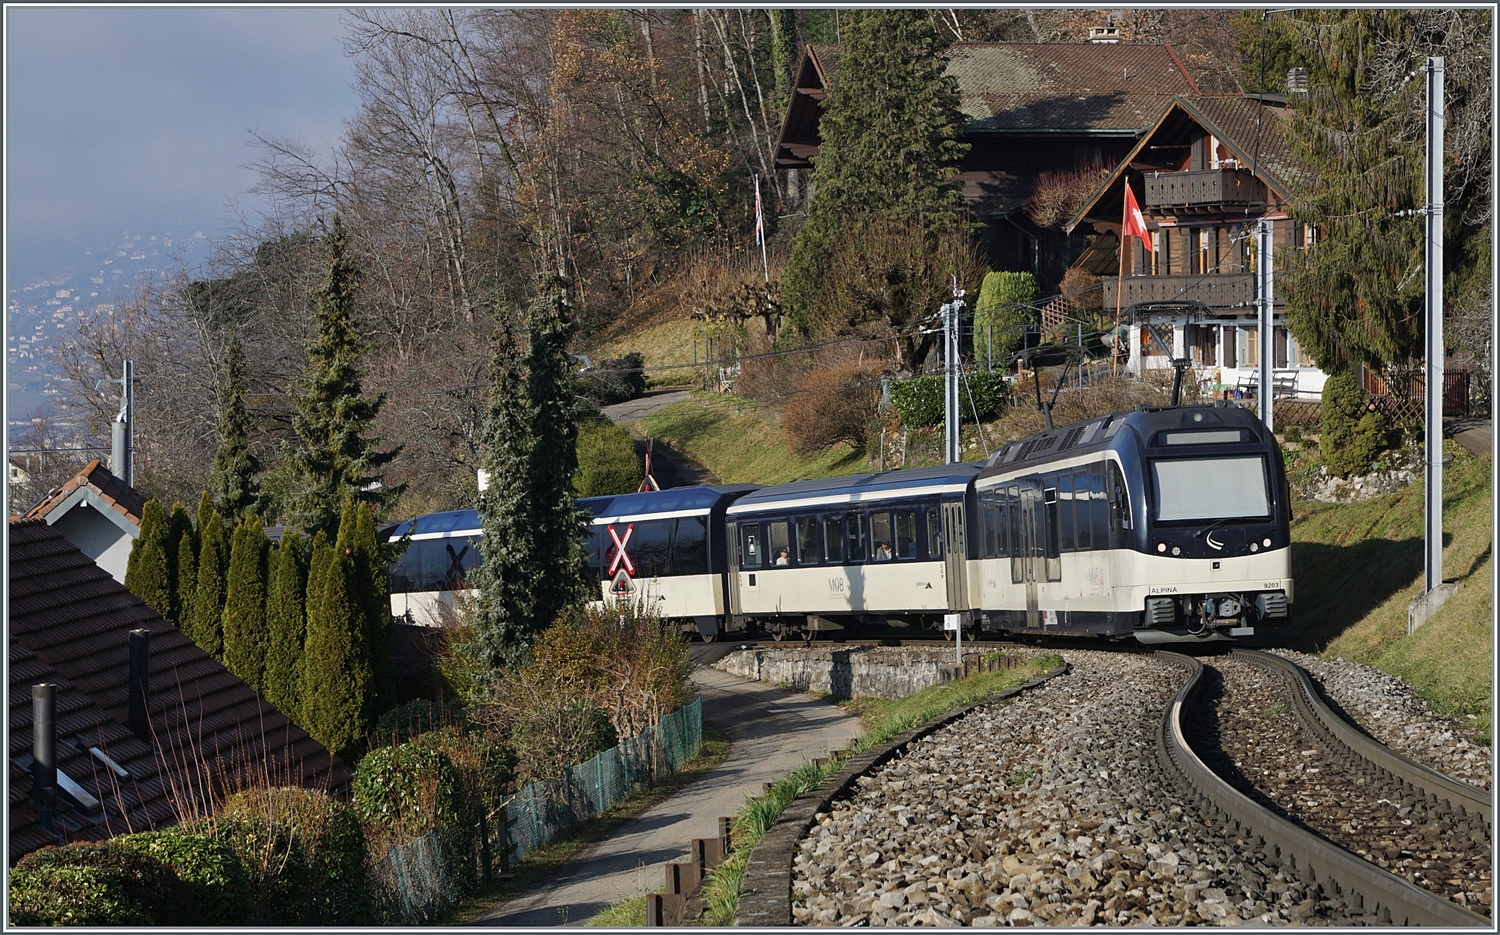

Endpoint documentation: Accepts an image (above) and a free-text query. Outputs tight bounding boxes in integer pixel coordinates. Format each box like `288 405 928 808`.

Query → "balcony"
1144 168 1263 209
1104 273 1281 311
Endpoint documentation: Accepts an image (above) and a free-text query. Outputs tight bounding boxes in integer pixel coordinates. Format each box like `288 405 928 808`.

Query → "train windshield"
1150 456 1270 522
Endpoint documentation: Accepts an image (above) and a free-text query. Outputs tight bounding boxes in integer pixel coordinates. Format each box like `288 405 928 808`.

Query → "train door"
726 521 743 616
1019 485 1041 627
941 500 969 610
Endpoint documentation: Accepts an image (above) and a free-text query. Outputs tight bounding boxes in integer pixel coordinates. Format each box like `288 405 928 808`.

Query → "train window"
1107 460 1132 548
631 520 674 578
1073 469 1093 550
823 514 845 563
1057 473 1077 552
870 512 894 561
1089 463 1109 550
740 524 762 568
388 537 482 593
846 513 867 562
795 516 819 565
927 506 943 559
1008 486 1024 584
894 510 918 559
767 520 792 566
584 526 604 578
673 516 709 576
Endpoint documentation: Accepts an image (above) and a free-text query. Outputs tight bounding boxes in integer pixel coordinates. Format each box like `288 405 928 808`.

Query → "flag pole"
1114 198 1125 379
756 174 770 284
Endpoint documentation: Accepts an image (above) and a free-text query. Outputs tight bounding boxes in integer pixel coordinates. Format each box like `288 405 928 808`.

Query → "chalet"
1067 94 1327 398
776 41 1200 288
20 459 142 584
8 519 350 862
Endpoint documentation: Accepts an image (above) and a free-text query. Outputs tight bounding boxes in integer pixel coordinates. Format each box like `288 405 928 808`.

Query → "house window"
1150 230 1161 275
1199 229 1212 274
1243 326 1260 368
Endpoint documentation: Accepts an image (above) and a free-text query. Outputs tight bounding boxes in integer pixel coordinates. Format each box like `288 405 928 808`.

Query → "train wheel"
771 623 787 642
701 629 718 643
799 622 815 644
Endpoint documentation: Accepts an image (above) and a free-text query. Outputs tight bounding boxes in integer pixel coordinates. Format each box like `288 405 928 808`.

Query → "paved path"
468 665 861 927
600 388 693 424
601 389 719 488
1445 416 1491 459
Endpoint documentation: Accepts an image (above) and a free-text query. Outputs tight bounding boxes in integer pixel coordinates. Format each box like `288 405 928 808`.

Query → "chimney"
1286 67 1310 94
1090 15 1121 43
32 684 57 831
128 629 151 743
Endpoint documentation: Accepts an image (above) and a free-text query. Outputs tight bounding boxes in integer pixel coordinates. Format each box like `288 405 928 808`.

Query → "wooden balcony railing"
1145 168 1264 208
1104 273 1280 311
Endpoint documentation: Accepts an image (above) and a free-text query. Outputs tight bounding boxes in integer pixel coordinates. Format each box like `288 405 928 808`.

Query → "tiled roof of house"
20 459 145 526
1174 94 1307 194
7 519 350 863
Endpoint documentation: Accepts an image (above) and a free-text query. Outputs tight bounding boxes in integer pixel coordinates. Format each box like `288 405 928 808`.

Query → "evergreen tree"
525 278 587 634
284 215 403 537
299 544 370 761
163 501 195 627
263 530 307 719
781 10 968 333
124 498 172 619
470 324 539 675
222 513 271 690
191 508 229 658
174 515 198 636
209 332 263 517
352 503 397 721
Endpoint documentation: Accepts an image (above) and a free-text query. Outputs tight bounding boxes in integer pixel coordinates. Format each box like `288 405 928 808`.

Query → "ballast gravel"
1267 648 1492 792
790 650 1360 927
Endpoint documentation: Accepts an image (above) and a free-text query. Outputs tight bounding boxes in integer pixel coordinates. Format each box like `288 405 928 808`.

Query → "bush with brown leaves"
782 362 884 455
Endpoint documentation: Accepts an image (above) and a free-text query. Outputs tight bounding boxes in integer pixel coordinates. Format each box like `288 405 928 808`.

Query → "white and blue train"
383 402 1292 645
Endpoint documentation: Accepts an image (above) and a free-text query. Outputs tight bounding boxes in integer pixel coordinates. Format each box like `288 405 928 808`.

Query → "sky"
5 5 359 280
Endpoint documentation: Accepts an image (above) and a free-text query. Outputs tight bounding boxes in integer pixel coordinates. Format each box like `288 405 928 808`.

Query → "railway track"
1159 648 1492 926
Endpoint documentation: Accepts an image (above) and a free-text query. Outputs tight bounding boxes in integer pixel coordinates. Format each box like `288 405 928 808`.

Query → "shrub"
509 698 619 785
353 741 477 900
263 529 307 718
11 842 186 925
115 829 256 925
974 271 1039 365
962 368 1010 421
578 351 647 406
373 698 463 747
209 786 372 925
191 507 229 657
1320 371 1387 477
125 497 172 620
782 362 881 455
889 374 945 427
222 511 271 690
575 419 643 497
299 544 371 761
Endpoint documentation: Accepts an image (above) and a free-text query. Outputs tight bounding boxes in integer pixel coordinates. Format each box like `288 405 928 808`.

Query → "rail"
1155 651 1489 926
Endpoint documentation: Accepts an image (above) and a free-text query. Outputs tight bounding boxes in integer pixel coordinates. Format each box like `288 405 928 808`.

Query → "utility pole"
1256 220 1274 432
1424 57 1445 594
106 360 134 487
942 284 965 464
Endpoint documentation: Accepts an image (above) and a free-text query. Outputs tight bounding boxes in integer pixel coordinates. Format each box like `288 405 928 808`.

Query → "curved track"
1157 649 1491 926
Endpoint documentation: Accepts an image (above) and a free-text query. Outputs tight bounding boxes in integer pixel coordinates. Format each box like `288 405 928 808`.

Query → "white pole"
1425 57 1445 593
944 298 962 464
756 174 769 285
1256 219 1274 431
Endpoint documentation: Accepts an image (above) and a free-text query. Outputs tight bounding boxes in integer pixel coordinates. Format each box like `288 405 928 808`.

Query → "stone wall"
714 646 986 699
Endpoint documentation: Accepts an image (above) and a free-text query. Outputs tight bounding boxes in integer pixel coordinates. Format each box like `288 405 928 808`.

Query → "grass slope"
590 318 703 388
638 393 870 485
1284 440 1492 742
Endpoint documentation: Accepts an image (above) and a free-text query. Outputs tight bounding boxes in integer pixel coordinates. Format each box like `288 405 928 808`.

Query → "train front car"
973 403 1292 644
587 485 760 641
724 464 983 641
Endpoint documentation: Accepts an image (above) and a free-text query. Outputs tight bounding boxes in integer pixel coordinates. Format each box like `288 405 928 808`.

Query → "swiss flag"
1122 184 1149 242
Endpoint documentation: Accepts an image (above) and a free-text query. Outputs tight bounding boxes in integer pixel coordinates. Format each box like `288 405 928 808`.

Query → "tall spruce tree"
470 323 539 675
124 498 172 619
299 544 370 761
263 530 308 718
781 9 968 333
525 278 587 633
191 507 229 658
222 513 271 690
285 215 402 537
209 332 263 517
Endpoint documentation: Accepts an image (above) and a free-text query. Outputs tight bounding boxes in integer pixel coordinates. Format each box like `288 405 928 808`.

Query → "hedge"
116 829 256 925
889 370 1009 428
10 842 188 926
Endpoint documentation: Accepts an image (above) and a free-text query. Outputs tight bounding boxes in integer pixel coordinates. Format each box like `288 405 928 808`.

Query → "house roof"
777 42 1199 167
7 519 351 863
1067 95 1308 232
20 459 145 530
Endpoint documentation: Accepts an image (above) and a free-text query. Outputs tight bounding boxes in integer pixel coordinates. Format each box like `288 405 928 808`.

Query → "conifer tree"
299 544 370 761
470 323 538 675
222 513 271 690
191 508 229 658
525 278 587 633
284 215 403 537
263 530 307 718
174 515 198 636
781 9 967 332
125 498 173 619
347 502 396 721
209 332 262 517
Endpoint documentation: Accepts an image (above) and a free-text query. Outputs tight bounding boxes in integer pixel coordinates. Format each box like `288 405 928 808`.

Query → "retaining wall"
714 646 984 699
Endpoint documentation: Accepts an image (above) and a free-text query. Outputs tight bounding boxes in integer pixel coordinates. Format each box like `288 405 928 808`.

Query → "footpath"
601 388 718 487
467 661 861 927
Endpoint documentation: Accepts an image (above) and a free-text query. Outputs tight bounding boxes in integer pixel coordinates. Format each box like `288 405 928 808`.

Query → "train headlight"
1263 537 1272 547
1157 542 1167 553
1171 546 1181 556
1250 542 1259 552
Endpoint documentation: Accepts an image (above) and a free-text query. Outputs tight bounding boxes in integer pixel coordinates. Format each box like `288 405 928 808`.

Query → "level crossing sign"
610 568 636 595
607 524 636 594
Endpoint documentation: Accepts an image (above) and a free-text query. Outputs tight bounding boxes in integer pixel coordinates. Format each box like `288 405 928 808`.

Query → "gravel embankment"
791 650 1360 927
1268 649 1492 792
1192 656 1492 917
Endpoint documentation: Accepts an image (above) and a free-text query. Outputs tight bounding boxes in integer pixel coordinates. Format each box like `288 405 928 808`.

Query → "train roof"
384 508 480 539
588 484 760 524
979 403 1267 479
728 463 982 513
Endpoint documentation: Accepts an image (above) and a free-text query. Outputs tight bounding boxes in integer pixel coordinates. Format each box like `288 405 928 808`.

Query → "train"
382 402 1293 645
